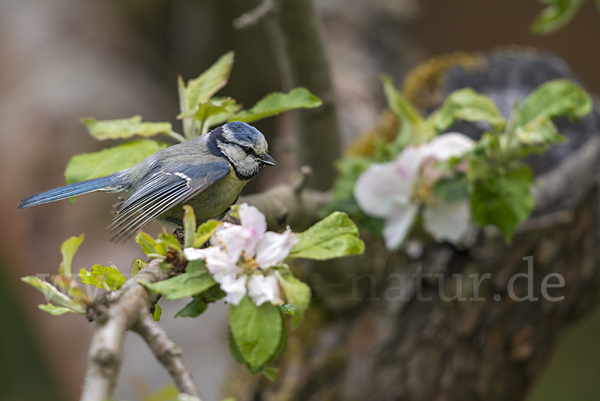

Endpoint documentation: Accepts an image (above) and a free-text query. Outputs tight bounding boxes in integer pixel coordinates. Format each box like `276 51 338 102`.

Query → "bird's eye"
243 146 253 155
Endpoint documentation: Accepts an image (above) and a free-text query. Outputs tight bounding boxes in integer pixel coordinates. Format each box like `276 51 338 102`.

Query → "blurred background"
1 0 599 400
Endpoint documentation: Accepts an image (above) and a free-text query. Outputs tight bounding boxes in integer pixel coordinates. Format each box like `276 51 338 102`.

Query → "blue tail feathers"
18 175 118 209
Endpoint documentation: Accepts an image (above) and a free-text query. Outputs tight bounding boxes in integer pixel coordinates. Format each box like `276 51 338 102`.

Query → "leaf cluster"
326 77 592 241
140 209 363 379
65 51 322 189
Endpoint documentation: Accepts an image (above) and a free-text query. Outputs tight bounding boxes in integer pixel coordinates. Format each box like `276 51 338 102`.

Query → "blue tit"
18 121 276 241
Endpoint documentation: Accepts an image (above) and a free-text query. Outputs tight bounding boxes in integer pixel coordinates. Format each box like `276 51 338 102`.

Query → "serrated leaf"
136 231 158 256
470 164 535 240
58 234 84 278
232 88 322 124
433 175 470 203
432 88 505 132
38 303 76 316
142 269 216 300
278 271 310 328
228 329 246 364
65 140 168 184
131 259 146 277
81 116 172 141
288 212 364 261
21 276 85 313
531 0 585 34
193 220 222 248
79 265 126 290
152 303 162 322
515 117 566 146
516 79 592 127
186 52 235 116
229 296 282 369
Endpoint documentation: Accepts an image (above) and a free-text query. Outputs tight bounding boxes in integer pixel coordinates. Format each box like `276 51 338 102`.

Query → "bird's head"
211 121 276 180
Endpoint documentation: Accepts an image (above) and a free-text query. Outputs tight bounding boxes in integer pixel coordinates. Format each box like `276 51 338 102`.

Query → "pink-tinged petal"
423 198 471 244
382 203 419 250
247 275 283 306
427 132 475 161
239 203 267 252
354 162 412 218
254 229 299 268
394 145 430 182
213 224 251 261
184 246 241 282
220 275 247 305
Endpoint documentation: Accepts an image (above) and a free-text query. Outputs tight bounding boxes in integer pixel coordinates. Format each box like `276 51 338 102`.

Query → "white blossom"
184 203 298 306
354 133 475 250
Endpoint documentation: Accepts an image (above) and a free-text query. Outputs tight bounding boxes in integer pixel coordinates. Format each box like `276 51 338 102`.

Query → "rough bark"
226 133 600 401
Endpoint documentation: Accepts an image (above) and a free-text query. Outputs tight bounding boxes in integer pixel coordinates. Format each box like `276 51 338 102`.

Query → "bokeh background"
1 0 599 400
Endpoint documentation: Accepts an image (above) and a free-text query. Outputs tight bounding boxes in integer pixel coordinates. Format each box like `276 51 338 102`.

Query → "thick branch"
80 260 200 401
134 315 203 400
271 0 341 190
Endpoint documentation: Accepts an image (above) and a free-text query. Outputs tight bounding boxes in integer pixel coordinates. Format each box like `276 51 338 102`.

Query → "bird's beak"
259 153 277 166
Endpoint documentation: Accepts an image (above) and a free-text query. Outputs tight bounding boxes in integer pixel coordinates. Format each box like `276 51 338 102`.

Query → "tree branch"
134 314 203 400
270 0 341 190
80 259 201 401
233 0 273 30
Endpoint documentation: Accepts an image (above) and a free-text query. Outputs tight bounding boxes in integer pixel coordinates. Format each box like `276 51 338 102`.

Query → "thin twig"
134 315 203 400
80 260 171 401
233 0 273 29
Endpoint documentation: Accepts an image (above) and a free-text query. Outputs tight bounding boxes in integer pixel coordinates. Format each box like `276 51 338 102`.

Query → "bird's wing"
109 161 231 242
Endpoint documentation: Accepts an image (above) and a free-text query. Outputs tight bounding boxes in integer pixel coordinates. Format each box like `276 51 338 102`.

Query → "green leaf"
515 79 592 127
470 164 535 240
156 232 182 255
432 88 505 132
531 0 585 34
515 117 566 146
38 303 77 316
229 296 283 369
142 269 216 300
232 88 322 124
179 97 239 122
152 303 162 322
186 52 235 116
131 259 146 277
228 329 246 364
259 367 279 381
183 206 197 249
136 231 158 256
433 175 470 203
381 75 426 148
79 265 127 291
288 212 365 261
175 295 208 318
65 140 168 184
185 260 206 273
21 276 85 313
58 235 84 278
193 220 222 248
145 384 179 401
278 271 310 329
81 116 172 141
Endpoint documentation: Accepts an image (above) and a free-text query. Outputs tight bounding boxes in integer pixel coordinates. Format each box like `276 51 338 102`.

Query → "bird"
18 121 276 241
